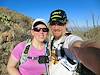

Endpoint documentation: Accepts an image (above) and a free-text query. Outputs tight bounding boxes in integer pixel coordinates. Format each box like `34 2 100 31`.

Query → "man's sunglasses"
33 27 49 32
50 21 65 26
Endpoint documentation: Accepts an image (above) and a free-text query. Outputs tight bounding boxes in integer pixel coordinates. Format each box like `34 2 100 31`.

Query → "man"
48 9 83 75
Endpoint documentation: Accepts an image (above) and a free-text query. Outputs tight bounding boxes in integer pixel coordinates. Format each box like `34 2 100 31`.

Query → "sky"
0 0 100 28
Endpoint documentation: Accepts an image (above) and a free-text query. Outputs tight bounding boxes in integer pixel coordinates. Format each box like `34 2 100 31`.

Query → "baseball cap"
32 18 47 29
48 9 68 24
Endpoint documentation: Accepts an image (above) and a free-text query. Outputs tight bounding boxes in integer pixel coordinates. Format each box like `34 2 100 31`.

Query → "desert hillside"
0 7 33 75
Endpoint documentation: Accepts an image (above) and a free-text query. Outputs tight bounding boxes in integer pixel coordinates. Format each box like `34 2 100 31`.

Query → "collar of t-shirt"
53 36 65 48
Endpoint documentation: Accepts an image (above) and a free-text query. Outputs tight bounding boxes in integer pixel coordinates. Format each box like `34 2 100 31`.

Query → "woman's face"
31 24 48 42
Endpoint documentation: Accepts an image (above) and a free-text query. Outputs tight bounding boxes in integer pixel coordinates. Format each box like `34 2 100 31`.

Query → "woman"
7 18 49 75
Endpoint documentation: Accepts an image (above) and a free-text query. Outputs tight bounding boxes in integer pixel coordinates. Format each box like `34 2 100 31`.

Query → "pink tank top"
11 41 47 75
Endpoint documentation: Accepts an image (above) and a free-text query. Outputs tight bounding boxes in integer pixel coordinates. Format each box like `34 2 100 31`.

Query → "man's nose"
53 24 59 28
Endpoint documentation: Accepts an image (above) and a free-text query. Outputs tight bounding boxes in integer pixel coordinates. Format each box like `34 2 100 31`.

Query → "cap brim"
32 18 47 29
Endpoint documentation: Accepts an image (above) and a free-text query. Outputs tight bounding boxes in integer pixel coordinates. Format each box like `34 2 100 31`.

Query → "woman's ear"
31 30 34 36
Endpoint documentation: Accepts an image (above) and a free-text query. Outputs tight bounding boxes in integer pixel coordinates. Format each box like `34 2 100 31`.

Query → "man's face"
50 22 66 39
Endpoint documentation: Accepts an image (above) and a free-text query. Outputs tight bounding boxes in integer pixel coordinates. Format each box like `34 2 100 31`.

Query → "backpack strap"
50 34 78 62
20 39 31 64
50 35 67 60
45 41 50 56
20 39 50 65
50 32 71 60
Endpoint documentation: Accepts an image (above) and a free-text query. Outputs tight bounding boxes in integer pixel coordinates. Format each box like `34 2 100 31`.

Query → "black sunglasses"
33 27 49 32
50 21 65 26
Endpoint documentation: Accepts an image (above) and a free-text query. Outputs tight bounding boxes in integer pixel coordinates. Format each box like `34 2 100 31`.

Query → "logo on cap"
49 9 68 23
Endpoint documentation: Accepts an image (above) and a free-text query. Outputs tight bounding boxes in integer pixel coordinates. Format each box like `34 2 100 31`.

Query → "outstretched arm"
70 40 100 75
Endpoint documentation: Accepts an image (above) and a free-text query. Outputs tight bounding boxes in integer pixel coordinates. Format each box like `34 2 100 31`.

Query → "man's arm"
70 40 100 75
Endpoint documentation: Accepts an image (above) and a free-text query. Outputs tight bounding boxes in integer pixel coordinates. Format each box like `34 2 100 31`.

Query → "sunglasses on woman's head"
50 21 65 26
33 27 49 32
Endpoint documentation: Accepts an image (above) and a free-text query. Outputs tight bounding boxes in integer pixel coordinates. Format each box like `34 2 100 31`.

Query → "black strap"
50 37 55 51
24 45 30 54
60 42 65 57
